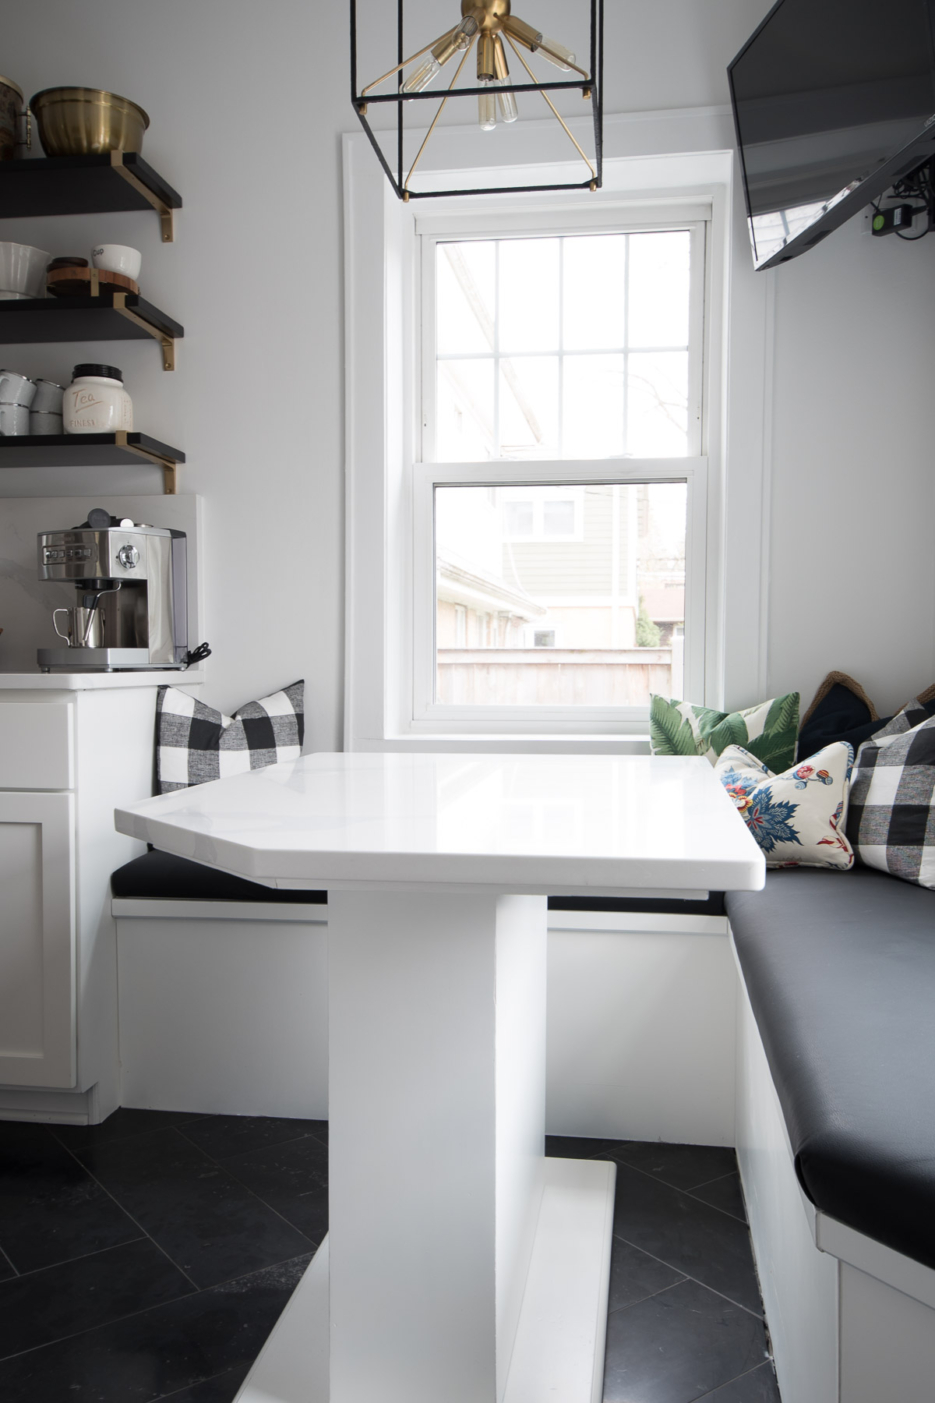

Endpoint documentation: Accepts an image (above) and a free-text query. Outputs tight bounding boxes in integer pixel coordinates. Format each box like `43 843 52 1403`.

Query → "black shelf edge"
0 294 183 343
0 153 182 219
0 432 185 468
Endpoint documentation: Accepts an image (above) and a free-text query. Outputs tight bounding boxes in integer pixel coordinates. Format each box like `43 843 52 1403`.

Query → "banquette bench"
728 865 935 1403
110 850 735 1136
112 844 935 1401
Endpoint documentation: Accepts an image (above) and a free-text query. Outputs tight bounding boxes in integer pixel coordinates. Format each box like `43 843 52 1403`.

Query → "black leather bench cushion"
111 850 327 904
727 867 935 1268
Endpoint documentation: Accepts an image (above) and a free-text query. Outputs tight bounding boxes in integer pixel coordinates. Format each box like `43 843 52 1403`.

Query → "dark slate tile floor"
557 1136 783 1403
0 1113 779 1403
0 1112 324 1402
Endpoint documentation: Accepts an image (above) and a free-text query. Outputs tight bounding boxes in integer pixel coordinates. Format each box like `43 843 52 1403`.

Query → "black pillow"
798 672 888 761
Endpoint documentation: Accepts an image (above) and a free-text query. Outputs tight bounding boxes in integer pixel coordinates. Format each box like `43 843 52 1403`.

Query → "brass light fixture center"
462 0 511 31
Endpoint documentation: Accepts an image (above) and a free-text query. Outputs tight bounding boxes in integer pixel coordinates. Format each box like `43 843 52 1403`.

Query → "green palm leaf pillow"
650 692 800 772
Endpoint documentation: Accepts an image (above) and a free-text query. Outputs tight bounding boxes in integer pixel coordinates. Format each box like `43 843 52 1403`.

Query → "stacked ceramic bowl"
0 242 50 299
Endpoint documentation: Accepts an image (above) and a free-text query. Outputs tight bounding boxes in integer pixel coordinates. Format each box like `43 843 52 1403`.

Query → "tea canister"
63 363 133 434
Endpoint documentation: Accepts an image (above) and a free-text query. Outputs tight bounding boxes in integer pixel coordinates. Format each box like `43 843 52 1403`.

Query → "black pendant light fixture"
350 0 603 200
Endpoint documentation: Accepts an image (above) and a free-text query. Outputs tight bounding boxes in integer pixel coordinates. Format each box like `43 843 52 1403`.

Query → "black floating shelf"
0 153 183 241
0 431 185 494
0 294 183 369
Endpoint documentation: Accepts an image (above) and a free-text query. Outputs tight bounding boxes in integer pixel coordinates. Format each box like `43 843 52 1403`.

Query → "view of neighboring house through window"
423 225 704 714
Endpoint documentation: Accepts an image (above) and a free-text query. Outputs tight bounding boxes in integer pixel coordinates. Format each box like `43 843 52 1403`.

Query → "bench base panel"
736 950 935 1403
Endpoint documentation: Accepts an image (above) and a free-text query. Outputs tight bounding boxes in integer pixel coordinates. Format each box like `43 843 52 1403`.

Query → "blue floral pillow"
715 741 855 870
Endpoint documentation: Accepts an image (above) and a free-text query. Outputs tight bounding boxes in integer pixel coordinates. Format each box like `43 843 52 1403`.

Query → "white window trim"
343 110 774 755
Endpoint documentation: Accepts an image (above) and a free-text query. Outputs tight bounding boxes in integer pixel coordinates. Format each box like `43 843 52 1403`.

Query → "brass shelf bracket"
110 150 176 241
115 430 179 494
112 292 176 370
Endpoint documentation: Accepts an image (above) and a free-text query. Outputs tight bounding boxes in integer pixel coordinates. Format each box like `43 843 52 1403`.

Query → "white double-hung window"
412 208 709 734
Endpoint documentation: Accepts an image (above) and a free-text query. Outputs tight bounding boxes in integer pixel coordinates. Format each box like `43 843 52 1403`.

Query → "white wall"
2 0 932 732
766 215 935 716
1 0 346 744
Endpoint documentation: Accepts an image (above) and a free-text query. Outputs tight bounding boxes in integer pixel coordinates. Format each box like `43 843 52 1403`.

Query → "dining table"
115 750 764 1403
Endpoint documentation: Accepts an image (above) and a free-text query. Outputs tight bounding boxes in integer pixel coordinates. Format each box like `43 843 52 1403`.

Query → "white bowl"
91 243 142 281
0 242 51 299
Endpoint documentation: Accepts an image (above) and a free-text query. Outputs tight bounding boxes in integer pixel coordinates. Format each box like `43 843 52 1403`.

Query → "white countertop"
115 751 765 896
0 670 205 690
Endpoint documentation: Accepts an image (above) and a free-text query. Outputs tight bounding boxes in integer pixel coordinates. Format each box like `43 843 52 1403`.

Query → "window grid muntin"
432 229 694 462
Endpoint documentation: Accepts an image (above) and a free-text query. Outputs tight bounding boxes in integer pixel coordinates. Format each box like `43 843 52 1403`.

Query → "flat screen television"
729 0 935 269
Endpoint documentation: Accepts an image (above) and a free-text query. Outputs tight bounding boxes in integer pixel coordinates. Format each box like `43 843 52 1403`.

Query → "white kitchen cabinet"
0 675 196 1123
0 791 75 1087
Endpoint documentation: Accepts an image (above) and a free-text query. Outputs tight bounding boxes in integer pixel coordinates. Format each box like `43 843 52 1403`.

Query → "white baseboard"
0 1083 99 1124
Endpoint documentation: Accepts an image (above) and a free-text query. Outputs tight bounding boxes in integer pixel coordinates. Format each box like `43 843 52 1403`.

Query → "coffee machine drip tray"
37 648 186 673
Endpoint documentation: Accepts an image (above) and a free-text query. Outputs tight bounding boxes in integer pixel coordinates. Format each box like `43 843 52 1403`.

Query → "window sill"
350 734 652 755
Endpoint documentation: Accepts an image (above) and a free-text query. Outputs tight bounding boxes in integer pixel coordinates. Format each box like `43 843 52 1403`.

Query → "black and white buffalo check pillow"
155 680 304 793
846 691 935 890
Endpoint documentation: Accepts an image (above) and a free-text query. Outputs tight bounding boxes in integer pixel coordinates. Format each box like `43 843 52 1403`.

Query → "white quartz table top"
114 751 765 897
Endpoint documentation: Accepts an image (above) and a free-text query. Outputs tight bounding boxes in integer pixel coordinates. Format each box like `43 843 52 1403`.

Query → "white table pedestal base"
237 1156 615 1403
236 890 615 1403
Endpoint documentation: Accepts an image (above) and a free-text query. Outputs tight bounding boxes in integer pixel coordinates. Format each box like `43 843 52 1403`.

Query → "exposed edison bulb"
477 33 498 131
495 81 518 122
493 37 518 124
403 16 479 94
478 81 498 131
403 55 442 93
536 36 576 72
502 17 575 72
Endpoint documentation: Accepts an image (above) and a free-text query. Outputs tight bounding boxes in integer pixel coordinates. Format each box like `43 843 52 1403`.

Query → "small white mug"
31 378 64 414
91 244 142 281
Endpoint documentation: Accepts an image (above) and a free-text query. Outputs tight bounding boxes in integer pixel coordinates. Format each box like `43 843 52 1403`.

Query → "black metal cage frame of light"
350 0 604 200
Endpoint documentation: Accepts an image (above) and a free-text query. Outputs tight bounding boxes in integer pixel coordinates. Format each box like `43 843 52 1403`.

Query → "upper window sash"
419 214 708 467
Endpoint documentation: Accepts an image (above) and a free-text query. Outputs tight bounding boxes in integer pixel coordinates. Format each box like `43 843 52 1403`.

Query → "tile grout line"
691 1359 776 1401
607 1273 688 1318
683 1167 750 1223
176 1122 329 1164
689 1169 742 1193
207 1157 325 1246
682 1189 747 1224
176 1129 329 1243
590 1151 750 1227
610 1232 767 1322
0 1283 199 1367
53 1121 320 1282
149 1365 247 1402
0 1250 315 1368
591 1149 738 1195
48 1128 202 1294
0 1235 149 1286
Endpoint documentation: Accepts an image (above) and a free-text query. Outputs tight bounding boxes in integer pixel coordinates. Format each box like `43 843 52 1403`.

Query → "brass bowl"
30 87 150 157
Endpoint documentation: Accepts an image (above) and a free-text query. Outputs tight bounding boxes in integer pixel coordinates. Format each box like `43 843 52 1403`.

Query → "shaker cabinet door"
0 792 76 1087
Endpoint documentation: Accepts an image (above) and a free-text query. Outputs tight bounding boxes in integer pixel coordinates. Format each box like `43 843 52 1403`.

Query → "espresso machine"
37 506 189 671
